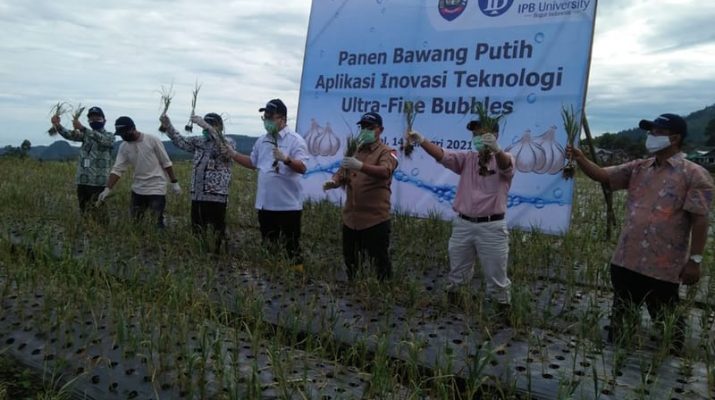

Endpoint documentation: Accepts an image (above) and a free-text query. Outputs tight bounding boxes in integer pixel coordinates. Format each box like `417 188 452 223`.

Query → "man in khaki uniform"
324 112 398 281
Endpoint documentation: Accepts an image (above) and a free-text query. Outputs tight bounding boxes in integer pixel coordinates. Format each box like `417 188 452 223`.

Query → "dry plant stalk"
48 102 70 136
401 100 418 157
472 102 504 176
158 83 175 133
185 80 202 132
561 105 581 180
71 103 86 121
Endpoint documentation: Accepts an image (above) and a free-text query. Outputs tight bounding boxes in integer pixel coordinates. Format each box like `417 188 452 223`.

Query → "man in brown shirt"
324 112 399 281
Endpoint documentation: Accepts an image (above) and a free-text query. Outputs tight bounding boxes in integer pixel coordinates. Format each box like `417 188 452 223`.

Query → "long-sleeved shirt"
166 125 234 203
54 125 114 186
111 133 173 196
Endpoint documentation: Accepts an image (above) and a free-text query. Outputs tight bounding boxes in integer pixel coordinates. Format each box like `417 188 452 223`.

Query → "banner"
296 0 598 234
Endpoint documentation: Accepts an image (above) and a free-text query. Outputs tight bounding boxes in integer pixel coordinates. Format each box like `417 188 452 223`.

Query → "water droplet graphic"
319 49 325 57
411 168 420 176
527 93 537 104
535 32 545 43
423 41 429 47
369 27 376 33
553 188 563 199
535 199 545 209
512 197 522 206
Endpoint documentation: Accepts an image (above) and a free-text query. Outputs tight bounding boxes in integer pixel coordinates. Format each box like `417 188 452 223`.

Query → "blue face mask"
358 128 376 144
89 121 105 131
472 135 484 151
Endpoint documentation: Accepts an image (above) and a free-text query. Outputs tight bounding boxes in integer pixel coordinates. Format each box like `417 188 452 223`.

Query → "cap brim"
638 120 655 131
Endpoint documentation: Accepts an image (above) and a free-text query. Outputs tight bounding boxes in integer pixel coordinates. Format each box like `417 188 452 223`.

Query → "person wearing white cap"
566 113 714 353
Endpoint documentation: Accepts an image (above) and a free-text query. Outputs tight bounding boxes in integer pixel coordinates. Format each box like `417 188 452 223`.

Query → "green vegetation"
0 158 713 398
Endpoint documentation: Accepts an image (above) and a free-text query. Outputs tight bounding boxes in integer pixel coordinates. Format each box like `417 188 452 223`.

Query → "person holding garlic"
408 120 515 315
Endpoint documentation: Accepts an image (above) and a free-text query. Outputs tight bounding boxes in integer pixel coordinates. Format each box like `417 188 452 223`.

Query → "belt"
458 213 504 223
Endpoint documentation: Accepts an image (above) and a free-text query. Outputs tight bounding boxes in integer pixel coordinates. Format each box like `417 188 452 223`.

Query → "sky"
1 0 714 147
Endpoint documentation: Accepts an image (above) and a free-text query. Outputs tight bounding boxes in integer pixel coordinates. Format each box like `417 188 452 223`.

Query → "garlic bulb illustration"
315 122 341 156
533 125 566 174
305 118 323 156
505 130 547 173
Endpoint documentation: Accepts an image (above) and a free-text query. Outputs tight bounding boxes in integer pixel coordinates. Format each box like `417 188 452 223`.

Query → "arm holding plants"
408 131 444 161
324 170 347 190
565 145 609 184
50 115 83 141
162 115 196 152
273 145 307 174
192 115 254 169
341 156 392 179
482 133 512 170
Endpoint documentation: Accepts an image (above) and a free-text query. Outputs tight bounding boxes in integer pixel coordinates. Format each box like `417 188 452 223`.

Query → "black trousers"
343 220 392 281
77 184 104 214
130 192 166 228
191 201 227 252
610 264 684 347
257 209 303 265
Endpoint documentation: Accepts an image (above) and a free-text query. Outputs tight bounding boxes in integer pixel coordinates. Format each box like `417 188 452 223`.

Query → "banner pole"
581 114 616 239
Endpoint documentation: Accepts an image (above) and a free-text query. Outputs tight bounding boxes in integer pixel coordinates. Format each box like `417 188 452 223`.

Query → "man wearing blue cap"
567 113 714 353
50 106 114 215
323 112 399 281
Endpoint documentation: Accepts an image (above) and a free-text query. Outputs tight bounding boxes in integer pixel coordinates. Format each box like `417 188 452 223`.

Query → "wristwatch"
689 254 703 264
284 158 293 166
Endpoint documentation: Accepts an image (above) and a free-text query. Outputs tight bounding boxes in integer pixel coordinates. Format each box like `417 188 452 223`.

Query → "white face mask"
645 134 671 153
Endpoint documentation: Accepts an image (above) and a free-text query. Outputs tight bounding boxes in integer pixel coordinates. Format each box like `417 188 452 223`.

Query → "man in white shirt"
224 99 309 271
98 116 181 227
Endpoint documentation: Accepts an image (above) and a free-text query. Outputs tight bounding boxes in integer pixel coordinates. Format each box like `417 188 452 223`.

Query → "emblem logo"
478 0 513 17
438 0 468 21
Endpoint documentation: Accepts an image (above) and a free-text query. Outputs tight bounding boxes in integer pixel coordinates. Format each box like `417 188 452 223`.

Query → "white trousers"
447 217 511 304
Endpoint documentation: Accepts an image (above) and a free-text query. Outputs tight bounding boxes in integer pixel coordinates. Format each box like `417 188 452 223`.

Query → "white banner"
296 0 597 234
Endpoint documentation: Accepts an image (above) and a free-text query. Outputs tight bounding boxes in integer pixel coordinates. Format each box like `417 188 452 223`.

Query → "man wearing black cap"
159 112 234 252
221 99 309 271
566 113 714 352
50 106 114 215
323 112 399 281
98 116 181 228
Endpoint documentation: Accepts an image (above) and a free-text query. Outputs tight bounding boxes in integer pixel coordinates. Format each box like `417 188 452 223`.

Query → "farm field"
0 157 713 399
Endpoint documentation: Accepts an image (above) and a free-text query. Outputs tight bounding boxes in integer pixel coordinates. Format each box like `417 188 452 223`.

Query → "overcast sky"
1 0 713 147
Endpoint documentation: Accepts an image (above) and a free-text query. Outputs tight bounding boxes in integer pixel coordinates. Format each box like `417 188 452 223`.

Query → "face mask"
89 121 105 130
472 135 484 151
264 119 278 135
357 128 376 144
120 132 135 142
645 134 671 153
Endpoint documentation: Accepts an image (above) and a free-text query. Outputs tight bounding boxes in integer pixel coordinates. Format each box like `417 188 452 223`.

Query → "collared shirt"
440 150 515 217
166 125 234 203
55 125 114 186
606 153 714 283
111 133 173 196
334 141 398 230
250 127 309 211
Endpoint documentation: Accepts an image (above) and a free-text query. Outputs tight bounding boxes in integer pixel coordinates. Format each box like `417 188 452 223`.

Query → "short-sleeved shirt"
111 133 173 196
440 150 515 217
250 127 309 211
166 125 234 203
334 142 399 230
606 153 714 283
55 125 114 186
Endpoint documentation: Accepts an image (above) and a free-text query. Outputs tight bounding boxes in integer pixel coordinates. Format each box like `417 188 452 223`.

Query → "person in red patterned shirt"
567 113 714 353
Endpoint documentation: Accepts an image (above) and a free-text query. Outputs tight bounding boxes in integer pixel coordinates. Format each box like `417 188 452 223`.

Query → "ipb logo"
478 0 513 17
438 0 468 21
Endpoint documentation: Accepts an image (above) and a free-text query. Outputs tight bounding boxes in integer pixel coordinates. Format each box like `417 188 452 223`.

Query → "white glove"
191 115 210 129
273 147 287 162
482 133 500 152
171 181 182 194
407 130 425 144
97 187 112 204
323 180 341 190
341 156 363 171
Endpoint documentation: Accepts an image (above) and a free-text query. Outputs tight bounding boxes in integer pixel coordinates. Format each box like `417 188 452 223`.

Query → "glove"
323 180 341 190
97 187 112 204
340 156 363 171
51 115 61 127
191 115 210 129
159 114 171 129
273 147 287 162
407 130 425 144
171 181 182 194
482 133 500 152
